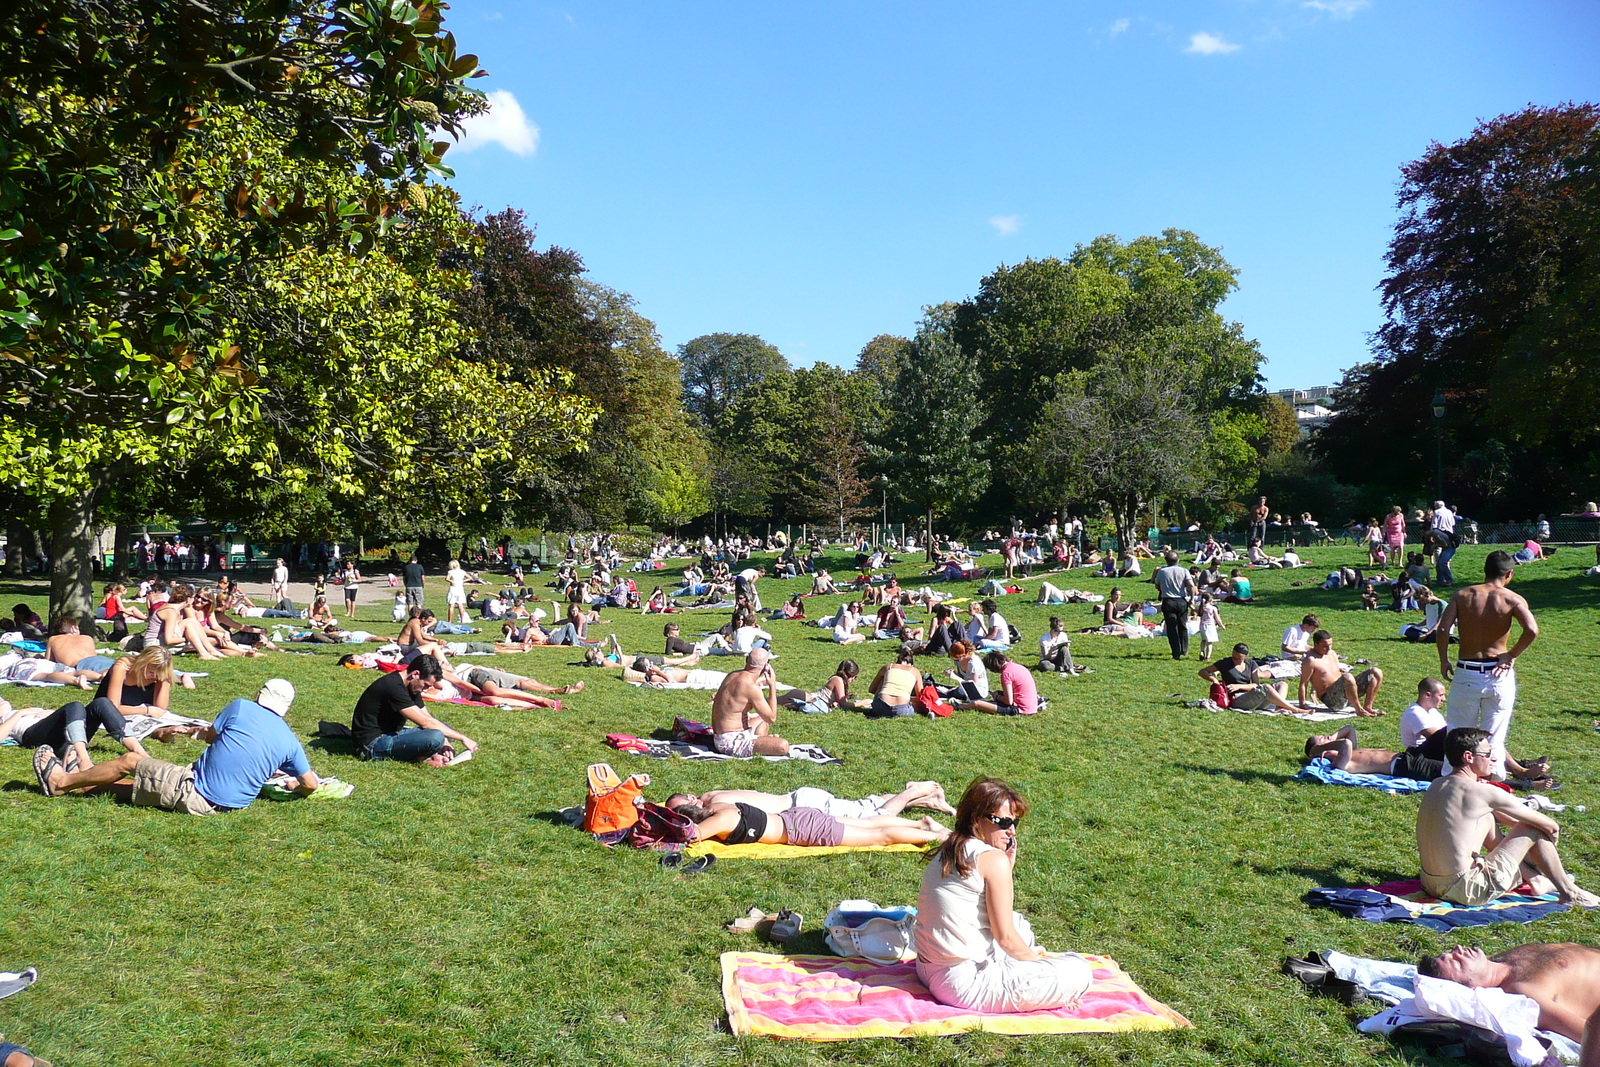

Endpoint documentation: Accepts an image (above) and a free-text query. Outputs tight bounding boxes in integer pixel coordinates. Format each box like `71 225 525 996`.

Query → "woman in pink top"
958 651 1039 716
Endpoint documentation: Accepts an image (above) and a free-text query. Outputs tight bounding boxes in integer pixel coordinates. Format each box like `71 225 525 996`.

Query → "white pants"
916 915 1092 1013
787 786 890 820
1446 663 1516 779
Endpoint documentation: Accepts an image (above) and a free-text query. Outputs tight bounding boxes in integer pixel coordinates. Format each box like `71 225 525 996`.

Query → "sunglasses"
984 814 1021 831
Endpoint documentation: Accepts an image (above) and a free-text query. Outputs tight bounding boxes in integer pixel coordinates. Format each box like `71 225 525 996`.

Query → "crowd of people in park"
5 501 1600 1063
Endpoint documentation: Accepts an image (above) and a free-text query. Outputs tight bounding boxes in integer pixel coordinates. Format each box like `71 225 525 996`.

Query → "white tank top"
914 839 998 968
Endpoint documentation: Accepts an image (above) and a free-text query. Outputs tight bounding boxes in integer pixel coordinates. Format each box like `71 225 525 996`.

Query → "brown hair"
935 777 1029 879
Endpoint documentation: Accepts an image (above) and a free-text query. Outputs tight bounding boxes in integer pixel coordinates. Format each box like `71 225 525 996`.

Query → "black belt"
1456 661 1496 672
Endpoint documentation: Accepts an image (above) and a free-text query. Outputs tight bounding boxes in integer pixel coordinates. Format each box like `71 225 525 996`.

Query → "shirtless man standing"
1436 549 1536 780
1299 629 1384 715
1419 943 1600 1063
1416 727 1598 907
710 648 788 757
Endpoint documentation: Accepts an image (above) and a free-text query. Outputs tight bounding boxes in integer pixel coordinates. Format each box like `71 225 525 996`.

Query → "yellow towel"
685 840 929 860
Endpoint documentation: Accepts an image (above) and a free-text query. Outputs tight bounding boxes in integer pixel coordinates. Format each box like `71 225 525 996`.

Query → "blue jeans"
1436 546 1457 584
431 620 475 635
360 727 446 762
866 696 915 718
18 697 130 750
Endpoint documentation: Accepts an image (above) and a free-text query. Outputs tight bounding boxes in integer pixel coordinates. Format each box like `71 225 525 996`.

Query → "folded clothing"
1306 879 1568 931
721 951 1190 1041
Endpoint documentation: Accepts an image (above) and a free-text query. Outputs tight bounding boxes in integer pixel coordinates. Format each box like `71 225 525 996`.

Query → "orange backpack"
583 763 650 834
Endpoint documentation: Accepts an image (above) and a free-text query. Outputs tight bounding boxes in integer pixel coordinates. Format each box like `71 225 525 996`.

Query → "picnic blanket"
685 840 926 861
1189 700 1356 722
1306 878 1568 931
604 734 841 765
1295 757 1431 793
720 952 1190 1040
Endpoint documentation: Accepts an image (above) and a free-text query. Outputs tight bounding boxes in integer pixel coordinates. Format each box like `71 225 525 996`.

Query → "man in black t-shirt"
402 555 426 610
1198 642 1299 713
351 657 478 765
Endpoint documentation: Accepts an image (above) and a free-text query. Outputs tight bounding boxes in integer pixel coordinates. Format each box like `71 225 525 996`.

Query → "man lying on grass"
1419 944 1600 1063
33 680 317 815
666 780 956 821
1417 727 1599 908
1304 725 1443 780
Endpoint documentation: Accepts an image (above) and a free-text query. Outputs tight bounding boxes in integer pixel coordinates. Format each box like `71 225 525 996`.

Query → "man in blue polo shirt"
33 679 319 814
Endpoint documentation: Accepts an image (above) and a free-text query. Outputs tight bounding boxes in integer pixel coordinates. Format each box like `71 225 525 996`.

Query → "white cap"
258 678 295 716
532 608 548 621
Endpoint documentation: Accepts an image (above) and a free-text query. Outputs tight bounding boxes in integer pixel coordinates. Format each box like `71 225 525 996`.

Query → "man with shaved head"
710 647 788 757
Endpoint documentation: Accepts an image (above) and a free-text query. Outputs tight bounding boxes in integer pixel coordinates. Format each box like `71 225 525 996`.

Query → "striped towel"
721 952 1190 1040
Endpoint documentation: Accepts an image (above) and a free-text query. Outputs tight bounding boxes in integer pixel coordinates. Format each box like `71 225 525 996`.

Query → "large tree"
1314 103 1600 516
678 333 790 432
1017 350 1209 551
882 305 989 556
953 230 1263 519
0 0 490 617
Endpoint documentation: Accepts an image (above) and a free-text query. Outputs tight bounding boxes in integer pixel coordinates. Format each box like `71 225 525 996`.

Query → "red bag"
672 716 714 745
1209 681 1232 709
915 684 954 718
628 801 697 848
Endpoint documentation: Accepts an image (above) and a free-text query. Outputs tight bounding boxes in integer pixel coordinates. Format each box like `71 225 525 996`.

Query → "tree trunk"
2 523 25 578
113 522 133 578
48 472 110 623
925 507 934 562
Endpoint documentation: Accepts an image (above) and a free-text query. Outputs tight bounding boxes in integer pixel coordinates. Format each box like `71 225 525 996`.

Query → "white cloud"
1303 0 1370 17
454 90 540 156
989 215 1021 236
1185 31 1241 55
1109 17 1130 35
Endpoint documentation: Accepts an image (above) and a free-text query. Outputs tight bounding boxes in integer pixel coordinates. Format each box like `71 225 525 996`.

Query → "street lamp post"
1431 389 1447 500
875 475 889 538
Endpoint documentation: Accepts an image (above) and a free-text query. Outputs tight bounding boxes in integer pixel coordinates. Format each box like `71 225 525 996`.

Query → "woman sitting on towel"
915 777 1091 1013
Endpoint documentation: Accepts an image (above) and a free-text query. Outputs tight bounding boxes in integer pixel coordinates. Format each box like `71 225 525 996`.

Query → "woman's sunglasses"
984 814 1021 830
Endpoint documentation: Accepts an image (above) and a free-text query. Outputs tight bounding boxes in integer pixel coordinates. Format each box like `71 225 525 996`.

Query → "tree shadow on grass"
1172 762 1299 787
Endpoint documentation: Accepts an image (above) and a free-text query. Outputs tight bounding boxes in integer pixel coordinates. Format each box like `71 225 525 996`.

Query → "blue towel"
1294 757 1431 794
1306 886 1570 931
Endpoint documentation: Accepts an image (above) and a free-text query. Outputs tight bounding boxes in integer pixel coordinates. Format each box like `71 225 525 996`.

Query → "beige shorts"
1421 847 1525 906
713 729 756 759
1321 668 1376 711
130 757 217 816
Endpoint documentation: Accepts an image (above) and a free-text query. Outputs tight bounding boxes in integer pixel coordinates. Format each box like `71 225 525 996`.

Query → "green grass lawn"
3 544 1597 1065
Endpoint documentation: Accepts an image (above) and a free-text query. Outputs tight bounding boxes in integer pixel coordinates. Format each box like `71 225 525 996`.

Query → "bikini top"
727 802 768 845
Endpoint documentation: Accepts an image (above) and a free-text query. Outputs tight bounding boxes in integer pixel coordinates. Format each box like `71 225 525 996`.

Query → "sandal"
769 909 803 942
33 746 64 798
727 907 772 933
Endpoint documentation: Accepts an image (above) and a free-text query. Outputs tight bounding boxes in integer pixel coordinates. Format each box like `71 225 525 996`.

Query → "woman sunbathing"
680 800 948 850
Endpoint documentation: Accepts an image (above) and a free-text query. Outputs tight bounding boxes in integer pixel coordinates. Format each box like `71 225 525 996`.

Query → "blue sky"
439 1 1600 392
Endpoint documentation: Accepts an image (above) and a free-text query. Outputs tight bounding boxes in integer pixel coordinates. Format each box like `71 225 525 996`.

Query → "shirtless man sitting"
1416 727 1599 907
678 799 949 849
1419 943 1600 1063
1304 725 1444 780
1299 629 1384 715
666 781 956 820
710 648 787 757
